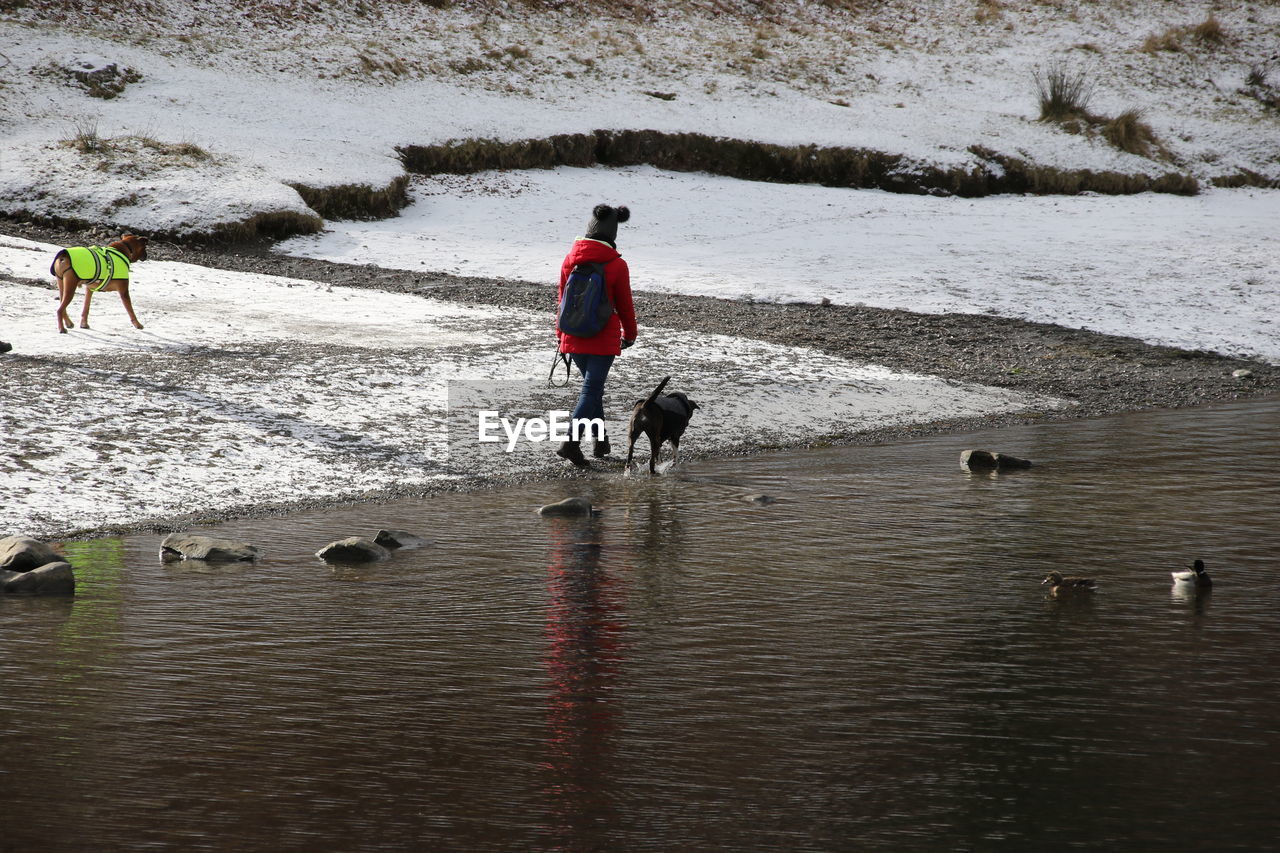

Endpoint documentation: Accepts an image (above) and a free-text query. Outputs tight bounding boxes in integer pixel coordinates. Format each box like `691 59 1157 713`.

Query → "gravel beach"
128 224 1280 421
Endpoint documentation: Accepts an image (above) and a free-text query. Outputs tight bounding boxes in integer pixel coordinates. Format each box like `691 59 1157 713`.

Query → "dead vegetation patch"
59 123 212 168
1141 14 1227 54
1242 61 1280 111
194 210 324 244
974 0 1004 25
1210 169 1280 190
969 146 1197 195
289 176 410 220
43 59 143 99
1099 109 1163 158
399 129 1199 198
1033 62 1170 160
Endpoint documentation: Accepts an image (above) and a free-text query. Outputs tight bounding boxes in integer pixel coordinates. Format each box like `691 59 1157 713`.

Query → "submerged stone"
538 497 593 517
160 533 260 563
316 537 391 563
374 529 428 550
2 561 75 595
961 449 1032 471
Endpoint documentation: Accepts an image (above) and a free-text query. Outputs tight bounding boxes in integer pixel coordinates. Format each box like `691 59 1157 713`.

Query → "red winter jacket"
556 238 638 356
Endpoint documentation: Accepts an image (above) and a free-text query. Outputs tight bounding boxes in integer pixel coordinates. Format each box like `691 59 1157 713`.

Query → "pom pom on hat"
586 204 631 245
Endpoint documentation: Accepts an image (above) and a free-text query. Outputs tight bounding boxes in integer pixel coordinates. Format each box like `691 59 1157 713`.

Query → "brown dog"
51 234 149 333
625 375 700 475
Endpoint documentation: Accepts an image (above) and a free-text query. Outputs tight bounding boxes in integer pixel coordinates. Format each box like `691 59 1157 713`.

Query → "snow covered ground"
1 1 1278 236
1 0 1277 539
0 233 1064 538
280 169 1280 363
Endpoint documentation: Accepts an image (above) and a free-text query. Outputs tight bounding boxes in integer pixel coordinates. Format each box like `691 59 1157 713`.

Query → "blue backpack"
557 261 613 338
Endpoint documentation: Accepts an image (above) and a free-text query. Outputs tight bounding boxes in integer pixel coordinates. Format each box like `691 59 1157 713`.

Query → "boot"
556 439 588 468
592 432 611 458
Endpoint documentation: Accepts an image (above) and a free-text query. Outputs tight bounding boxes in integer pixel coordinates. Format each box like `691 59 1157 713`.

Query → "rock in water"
316 537 392 563
538 497 593 517
2 561 75 595
0 536 62 572
374 529 428 550
160 533 260 563
993 452 1032 470
960 449 1032 471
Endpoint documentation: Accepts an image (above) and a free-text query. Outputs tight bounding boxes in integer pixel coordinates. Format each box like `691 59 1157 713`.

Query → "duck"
1171 559 1212 588
1042 571 1097 596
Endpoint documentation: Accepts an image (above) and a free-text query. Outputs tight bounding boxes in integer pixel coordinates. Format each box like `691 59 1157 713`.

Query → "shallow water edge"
5 394 1279 852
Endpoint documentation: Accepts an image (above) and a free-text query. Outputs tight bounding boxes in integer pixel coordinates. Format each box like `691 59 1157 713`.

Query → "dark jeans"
569 353 614 440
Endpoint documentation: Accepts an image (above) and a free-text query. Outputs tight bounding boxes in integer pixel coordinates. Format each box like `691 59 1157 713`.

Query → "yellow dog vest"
63 246 132 291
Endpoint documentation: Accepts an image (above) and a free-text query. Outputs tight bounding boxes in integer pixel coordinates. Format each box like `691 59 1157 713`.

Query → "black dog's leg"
625 409 643 470
626 429 639 468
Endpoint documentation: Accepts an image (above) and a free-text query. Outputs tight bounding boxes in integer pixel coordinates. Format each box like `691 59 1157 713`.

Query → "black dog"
625 375 699 475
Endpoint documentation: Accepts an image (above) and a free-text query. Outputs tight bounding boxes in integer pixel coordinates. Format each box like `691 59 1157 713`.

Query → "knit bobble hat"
585 204 631 246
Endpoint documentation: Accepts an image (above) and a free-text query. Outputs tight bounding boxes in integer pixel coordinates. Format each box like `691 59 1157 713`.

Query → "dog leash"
547 350 573 388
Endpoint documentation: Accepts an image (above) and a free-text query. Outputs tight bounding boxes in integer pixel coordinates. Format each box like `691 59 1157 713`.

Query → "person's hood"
564 238 621 266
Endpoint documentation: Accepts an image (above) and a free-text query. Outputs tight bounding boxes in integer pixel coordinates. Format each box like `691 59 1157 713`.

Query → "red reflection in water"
540 516 628 849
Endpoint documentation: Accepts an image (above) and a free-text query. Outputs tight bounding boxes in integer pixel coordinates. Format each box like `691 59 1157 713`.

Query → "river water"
4 396 1279 852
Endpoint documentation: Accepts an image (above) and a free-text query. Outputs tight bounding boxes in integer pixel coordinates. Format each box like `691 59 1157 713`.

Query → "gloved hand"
620 338 635 350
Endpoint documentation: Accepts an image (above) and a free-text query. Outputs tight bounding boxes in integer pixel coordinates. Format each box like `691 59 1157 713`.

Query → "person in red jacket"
555 203 638 467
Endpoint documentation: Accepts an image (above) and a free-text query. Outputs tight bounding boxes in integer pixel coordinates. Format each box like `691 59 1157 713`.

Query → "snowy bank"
2 1 1278 238
279 170 1280 364
0 235 1063 539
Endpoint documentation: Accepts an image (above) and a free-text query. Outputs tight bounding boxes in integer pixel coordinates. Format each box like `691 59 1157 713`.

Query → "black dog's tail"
644 376 671 406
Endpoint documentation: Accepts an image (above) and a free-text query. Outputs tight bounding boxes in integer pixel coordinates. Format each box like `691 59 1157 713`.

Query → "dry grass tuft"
1032 66 1170 160
1101 109 1160 157
62 117 102 154
1243 63 1280 111
1034 62 1093 121
1190 13 1226 45
975 0 1003 24
1142 14 1228 54
1142 27 1184 53
134 135 211 160
61 129 213 166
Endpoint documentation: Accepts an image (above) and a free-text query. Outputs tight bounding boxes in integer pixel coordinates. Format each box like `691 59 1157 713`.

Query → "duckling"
1041 571 1097 596
1171 559 1212 588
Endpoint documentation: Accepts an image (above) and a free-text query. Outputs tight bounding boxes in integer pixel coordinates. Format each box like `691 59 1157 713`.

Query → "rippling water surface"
5 397 1280 851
